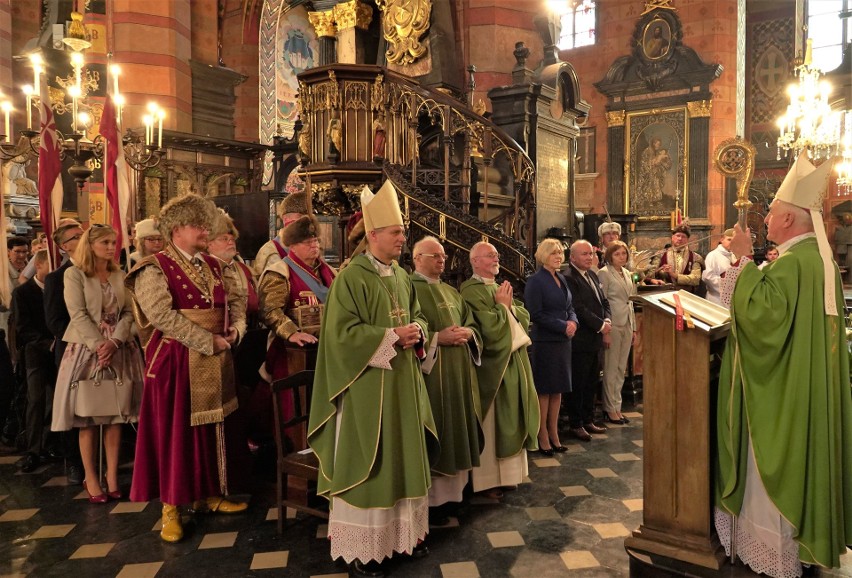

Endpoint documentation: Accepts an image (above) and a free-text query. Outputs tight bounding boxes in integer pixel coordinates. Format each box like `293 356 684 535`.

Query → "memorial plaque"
535 128 570 237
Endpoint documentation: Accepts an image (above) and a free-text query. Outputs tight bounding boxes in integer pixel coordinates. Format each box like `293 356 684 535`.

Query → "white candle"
22 85 33 130
157 110 165 148
2 102 12 142
143 114 153 146
30 54 42 97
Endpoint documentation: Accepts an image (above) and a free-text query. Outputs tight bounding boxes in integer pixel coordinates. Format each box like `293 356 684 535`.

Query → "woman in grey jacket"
52 225 144 503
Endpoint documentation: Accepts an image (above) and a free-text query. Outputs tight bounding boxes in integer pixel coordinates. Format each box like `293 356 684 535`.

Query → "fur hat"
597 221 621 237
277 192 308 218
211 209 239 239
347 213 366 244
158 194 219 238
671 223 691 237
282 215 320 246
135 218 160 241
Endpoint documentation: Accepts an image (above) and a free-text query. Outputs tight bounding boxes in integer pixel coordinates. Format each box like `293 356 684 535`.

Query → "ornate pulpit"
625 291 730 574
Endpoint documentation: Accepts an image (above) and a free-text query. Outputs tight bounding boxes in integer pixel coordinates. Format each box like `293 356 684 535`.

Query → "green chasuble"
308 255 438 509
715 237 852 568
410 274 484 476
459 277 539 458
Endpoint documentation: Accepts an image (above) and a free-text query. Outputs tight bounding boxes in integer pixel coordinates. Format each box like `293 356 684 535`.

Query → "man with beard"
127 194 248 543
254 192 307 275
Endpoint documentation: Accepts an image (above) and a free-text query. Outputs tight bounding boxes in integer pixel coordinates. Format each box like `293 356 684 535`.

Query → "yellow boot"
205 496 248 514
160 503 183 543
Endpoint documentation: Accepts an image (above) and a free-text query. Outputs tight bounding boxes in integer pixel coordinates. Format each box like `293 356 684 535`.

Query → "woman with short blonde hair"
53 224 144 503
524 238 577 455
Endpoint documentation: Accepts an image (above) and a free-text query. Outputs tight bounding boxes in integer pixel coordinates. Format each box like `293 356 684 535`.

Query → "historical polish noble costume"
411 270 483 506
460 275 539 492
714 152 852 577
253 191 307 275
308 182 437 566
127 194 247 542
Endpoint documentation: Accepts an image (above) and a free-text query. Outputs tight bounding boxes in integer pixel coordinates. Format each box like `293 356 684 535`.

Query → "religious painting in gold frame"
624 107 688 219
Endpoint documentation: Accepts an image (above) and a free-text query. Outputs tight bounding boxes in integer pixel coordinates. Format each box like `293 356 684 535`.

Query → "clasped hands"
437 325 473 346
393 323 422 349
96 339 118 368
213 326 239 353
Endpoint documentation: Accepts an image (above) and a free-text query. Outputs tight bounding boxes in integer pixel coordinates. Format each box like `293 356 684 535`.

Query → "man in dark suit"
564 240 612 442
13 250 56 472
43 221 84 484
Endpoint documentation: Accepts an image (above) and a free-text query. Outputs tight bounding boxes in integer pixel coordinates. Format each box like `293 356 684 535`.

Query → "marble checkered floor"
2 408 852 578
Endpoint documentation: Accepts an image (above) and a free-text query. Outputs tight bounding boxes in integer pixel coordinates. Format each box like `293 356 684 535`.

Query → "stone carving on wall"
376 0 432 66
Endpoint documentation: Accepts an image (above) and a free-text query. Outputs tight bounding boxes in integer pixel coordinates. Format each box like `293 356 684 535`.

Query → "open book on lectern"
655 289 731 328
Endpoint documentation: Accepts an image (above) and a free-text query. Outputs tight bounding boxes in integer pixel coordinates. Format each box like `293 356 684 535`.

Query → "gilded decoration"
344 82 369 110
376 0 432 66
641 0 676 15
713 137 756 216
308 10 336 38
606 110 626 127
686 100 712 118
371 74 385 110
333 0 373 31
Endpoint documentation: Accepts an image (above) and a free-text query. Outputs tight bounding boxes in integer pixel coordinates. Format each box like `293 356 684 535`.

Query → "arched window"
554 0 596 50
807 0 848 72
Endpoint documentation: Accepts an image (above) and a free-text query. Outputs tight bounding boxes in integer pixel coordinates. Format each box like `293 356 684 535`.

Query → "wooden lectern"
625 291 730 573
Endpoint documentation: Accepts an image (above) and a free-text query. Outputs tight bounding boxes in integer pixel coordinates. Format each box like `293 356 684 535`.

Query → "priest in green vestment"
714 151 852 577
411 236 483 512
308 181 437 575
460 241 539 498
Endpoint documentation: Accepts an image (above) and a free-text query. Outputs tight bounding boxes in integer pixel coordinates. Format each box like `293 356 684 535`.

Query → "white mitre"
774 150 837 315
361 180 404 233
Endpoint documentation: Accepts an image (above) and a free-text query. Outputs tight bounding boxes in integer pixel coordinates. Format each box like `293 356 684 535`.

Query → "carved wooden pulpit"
625 291 730 573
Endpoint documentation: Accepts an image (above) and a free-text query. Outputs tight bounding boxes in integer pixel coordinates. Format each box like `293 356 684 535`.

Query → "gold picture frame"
624 107 688 220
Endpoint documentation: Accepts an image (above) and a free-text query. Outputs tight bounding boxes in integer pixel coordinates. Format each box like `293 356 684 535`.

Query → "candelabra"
1 12 166 192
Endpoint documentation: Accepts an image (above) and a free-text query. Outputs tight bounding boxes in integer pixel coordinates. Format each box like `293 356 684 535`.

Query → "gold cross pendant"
389 306 408 326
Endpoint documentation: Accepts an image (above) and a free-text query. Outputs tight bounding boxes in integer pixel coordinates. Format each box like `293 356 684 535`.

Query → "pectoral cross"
389 303 408 326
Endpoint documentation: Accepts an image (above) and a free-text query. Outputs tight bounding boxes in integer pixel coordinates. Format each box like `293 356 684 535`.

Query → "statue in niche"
298 120 312 161
3 158 38 197
328 118 342 161
372 115 386 161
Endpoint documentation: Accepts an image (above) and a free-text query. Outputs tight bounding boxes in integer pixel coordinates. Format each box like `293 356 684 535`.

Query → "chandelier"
0 12 166 191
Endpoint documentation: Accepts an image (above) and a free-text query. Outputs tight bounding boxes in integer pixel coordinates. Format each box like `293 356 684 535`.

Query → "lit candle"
22 85 33 130
30 53 42 97
68 85 81 133
114 93 125 126
143 114 153 146
110 64 121 97
71 52 84 97
157 109 165 148
2 101 12 142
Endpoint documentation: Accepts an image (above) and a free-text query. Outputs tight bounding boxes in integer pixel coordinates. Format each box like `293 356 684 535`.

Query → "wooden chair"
271 369 328 532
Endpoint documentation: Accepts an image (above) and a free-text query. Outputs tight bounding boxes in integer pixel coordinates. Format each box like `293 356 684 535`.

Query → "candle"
110 64 120 97
114 93 125 126
30 54 42 97
22 85 33 130
157 109 165 148
2 101 12 143
68 85 81 133
143 114 153 146
71 52 84 91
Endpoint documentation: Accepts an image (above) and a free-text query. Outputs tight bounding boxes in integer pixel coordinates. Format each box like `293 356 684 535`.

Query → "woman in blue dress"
524 238 577 456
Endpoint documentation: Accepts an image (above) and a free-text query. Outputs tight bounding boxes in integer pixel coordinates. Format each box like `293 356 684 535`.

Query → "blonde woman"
52 224 144 503
597 241 636 425
524 238 577 455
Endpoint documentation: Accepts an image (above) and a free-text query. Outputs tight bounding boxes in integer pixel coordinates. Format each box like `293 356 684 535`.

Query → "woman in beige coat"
52 225 144 503
597 241 636 425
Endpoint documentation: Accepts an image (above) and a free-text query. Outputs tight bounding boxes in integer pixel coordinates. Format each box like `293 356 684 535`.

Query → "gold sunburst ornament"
714 137 756 227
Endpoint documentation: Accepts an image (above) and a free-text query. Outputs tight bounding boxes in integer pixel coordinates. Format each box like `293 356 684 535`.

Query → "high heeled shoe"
549 439 568 452
107 489 123 500
84 480 108 504
536 447 555 457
